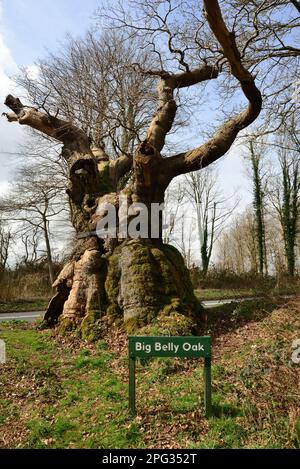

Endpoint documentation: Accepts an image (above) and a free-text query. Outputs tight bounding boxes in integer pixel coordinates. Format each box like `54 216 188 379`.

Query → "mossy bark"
105 240 202 334
44 237 202 339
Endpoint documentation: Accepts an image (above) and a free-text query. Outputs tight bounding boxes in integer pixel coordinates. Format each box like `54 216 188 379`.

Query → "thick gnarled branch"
165 0 262 179
3 94 132 185
143 65 218 154
3 95 91 153
290 0 300 14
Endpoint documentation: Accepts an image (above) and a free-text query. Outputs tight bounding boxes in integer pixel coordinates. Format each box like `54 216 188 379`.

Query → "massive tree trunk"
41 144 202 339
3 0 262 339
46 238 201 339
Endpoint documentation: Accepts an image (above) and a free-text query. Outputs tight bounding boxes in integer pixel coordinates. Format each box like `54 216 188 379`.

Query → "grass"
0 298 49 314
203 298 281 336
196 286 298 301
196 288 258 301
0 297 299 449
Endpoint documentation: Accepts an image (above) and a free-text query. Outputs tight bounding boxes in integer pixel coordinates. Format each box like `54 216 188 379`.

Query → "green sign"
128 336 212 417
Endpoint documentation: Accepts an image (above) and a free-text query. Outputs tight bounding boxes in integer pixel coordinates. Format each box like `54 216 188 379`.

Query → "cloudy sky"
0 0 252 207
0 0 100 190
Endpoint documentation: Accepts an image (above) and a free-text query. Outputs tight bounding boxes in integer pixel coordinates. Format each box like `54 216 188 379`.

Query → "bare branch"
144 64 218 153
3 95 91 153
166 0 262 178
290 0 300 14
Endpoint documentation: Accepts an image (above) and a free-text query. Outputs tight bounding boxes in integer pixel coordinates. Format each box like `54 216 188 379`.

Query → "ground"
0 297 299 449
0 299 49 314
195 286 298 300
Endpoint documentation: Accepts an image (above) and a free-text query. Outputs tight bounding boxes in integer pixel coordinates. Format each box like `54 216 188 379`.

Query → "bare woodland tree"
178 213 195 269
269 149 300 276
0 166 68 285
2 0 276 338
0 219 11 272
184 168 237 276
20 229 40 266
220 123 300 277
16 30 157 159
247 139 268 274
217 209 259 274
266 213 288 277
163 181 197 266
163 181 185 244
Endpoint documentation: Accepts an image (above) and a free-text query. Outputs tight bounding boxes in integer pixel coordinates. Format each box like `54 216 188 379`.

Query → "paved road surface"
203 298 252 308
0 311 45 322
0 298 252 322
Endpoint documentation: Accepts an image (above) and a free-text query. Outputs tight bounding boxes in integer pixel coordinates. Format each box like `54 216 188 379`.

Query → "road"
0 298 250 322
0 311 45 322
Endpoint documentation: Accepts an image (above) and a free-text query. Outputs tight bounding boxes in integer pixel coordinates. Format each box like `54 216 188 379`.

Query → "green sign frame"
128 336 212 417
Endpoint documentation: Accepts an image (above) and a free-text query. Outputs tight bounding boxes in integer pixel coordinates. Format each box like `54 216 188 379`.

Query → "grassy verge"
0 299 49 313
196 287 298 301
0 297 299 448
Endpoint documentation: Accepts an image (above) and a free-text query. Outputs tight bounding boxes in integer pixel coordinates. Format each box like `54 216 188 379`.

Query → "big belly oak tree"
3 0 261 339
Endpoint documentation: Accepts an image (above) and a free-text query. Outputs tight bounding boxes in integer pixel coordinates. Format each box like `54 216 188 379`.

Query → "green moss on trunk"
55 240 203 340
98 162 115 196
105 240 203 334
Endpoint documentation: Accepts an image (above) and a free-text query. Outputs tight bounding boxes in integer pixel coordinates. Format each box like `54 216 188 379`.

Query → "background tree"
269 148 300 276
247 139 268 274
17 30 157 159
217 209 259 274
19 229 40 266
0 219 11 272
163 181 185 245
176 211 195 269
0 165 69 285
184 167 237 276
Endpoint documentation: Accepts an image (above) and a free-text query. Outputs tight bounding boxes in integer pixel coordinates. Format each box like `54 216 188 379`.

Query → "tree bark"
249 142 267 275
42 214 55 286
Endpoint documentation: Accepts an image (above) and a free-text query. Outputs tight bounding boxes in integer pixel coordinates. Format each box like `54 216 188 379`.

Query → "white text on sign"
135 341 205 354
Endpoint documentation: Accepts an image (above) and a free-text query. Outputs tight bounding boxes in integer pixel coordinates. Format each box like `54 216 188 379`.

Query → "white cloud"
0 2 25 183
0 180 9 195
0 0 18 78
26 64 40 81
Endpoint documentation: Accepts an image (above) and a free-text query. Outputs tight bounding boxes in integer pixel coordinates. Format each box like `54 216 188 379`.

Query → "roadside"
1 287 298 314
0 311 45 322
0 299 49 314
0 297 289 322
195 287 299 301
0 296 299 448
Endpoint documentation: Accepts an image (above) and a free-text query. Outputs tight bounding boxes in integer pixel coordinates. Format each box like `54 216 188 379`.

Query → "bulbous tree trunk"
44 146 202 339
45 237 202 339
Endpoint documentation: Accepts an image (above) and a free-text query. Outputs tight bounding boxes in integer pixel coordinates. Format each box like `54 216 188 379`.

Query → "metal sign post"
128 336 212 417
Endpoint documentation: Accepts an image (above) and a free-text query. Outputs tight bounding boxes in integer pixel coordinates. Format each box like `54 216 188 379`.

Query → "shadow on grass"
136 401 241 420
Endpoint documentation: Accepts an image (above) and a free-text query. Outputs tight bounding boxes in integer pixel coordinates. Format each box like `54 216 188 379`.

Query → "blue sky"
1 0 100 64
0 0 102 189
